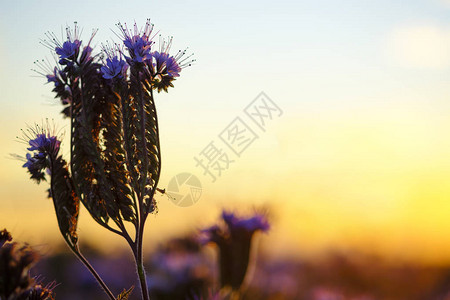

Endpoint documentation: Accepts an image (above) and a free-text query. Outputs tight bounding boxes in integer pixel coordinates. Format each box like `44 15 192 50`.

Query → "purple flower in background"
147 237 213 300
101 56 127 79
222 211 270 233
201 210 270 291
117 20 154 63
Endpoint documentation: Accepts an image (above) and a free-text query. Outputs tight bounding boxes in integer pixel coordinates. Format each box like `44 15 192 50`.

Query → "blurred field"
29 233 450 300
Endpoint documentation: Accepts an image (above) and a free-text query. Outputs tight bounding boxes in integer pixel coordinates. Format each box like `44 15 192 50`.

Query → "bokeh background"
2 0 450 298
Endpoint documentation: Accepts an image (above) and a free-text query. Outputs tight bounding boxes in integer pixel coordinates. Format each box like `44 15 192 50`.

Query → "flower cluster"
100 43 128 81
111 20 194 92
56 39 81 64
21 125 62 183
151 51 181 77
117 20 155 63
41 22 95 69
147 37 194 92
101 56 127 80
23 20 194 300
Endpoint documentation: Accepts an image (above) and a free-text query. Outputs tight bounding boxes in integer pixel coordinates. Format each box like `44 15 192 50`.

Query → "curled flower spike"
147 36 195 92
151 51 181 77
101 42 129 80
26 133 61 157
40 22 97 67
19 122 63 183
56 39 81 61
116 19 155 63
101 56 127 79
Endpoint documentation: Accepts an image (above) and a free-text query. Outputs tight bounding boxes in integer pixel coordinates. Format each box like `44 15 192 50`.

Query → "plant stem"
73 249 116 300
133 223 150 300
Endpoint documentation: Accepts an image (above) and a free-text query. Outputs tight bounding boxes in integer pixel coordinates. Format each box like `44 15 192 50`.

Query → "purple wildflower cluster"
101 56 127 80
117 20 155 63
41 22 95 68
56 39 81 64
21 127 62 183
22 20 194 300
105 20 193 91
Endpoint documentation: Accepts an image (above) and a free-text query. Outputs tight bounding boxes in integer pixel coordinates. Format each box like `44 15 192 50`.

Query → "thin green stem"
134 221 150 300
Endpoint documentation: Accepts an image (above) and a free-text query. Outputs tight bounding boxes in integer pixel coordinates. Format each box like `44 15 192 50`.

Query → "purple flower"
55 40 81 60
23 153 47 183
44 66 67 87
41 22 96 67
27 133 61 157
27 134 48 151
165 56 182 77
20 124 62 183
79 45 93 65
117 20 154 63
222 211 270 233
125 36 152 62
101 56 127 79
151 51 181 78
145 37 194 92
201 210 270 290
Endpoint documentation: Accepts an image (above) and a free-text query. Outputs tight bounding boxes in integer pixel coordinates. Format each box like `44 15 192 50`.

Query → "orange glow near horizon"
4 106 450 266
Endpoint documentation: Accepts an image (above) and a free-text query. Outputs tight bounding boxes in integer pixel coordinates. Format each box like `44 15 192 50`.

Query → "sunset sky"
1 0 450 265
